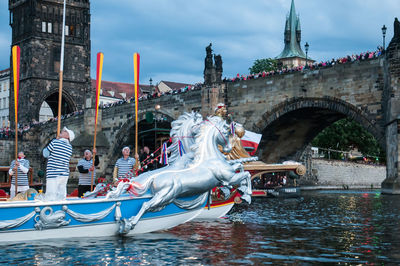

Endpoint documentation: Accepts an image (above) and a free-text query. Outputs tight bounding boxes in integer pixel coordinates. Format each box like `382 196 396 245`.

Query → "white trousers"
10 184 30 199
45 175 69 201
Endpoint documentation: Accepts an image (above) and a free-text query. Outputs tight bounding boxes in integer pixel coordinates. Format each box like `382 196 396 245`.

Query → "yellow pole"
12 45 20 197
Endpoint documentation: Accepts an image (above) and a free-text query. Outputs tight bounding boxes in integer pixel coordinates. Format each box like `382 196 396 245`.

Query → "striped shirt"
77 158 96 185
115 157 136 179
10 158 30 186
45 138 72 179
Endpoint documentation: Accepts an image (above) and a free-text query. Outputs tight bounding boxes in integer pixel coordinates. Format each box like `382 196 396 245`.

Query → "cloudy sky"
0 0 398 85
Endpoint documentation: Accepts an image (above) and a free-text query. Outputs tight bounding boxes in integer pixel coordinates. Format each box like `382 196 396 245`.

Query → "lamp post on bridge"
154 104 161 150
382 25 387 50
305 42 309 69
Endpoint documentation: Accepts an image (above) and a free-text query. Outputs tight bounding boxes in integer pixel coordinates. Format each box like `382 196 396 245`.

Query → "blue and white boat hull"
0 195 205 242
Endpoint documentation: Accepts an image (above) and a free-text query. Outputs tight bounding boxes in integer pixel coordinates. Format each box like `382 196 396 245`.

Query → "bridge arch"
106 111 174 171
254 97 385 163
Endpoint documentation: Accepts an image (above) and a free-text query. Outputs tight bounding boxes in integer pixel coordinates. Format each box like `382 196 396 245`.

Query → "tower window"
42 21 46 32
65 25 69 36
69 25 75 36
54 22 58 34
47 22 52 33
53 47 61 73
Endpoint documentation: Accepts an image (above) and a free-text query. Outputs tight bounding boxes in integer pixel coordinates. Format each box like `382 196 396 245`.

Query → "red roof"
0 68 10 77
160 80 192 91
91 79 151 99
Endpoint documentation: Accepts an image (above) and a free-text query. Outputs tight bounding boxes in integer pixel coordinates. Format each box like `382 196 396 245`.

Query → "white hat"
63 127 75 142
214 103 226 112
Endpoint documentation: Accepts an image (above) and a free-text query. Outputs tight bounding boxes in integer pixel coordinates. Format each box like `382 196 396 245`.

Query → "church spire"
276 0 307 63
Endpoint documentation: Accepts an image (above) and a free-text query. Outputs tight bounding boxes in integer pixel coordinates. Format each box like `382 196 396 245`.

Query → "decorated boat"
248 162 306 198
0 192 205 242
0 114 252 242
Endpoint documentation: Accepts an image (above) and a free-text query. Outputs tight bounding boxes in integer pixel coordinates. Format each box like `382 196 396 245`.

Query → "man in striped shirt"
77 149 99 197
113 146 139 181
8 151 30 198
43 127 75 201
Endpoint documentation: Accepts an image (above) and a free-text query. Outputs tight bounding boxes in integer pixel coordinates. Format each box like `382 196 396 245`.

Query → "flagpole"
90 52 103 192
57 0 66 136
12 45 20 197
133 53 140 160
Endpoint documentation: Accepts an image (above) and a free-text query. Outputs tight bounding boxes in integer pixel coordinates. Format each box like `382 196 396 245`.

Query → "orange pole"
91 52 103 191
12 45 20 197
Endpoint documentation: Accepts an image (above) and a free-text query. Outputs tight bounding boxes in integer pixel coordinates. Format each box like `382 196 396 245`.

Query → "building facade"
0 69 10 127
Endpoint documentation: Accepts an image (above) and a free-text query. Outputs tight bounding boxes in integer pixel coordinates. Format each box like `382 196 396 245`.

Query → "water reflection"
0 190 400 264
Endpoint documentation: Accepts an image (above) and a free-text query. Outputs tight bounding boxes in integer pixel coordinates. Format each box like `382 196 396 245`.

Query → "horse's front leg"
237 172 253 204
229 171 251 186
119 187 174 234
231 163 243 172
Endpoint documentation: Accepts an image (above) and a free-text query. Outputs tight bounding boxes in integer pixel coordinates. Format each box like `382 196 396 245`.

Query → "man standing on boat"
8 151 30 198
77 149 99 197
43 127 74 201
113 146 139 181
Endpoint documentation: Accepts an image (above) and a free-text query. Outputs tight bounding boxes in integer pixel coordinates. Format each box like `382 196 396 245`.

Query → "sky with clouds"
0 0 399 85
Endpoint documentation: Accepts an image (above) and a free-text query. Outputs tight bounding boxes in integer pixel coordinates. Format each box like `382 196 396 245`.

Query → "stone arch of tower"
254 97 385 163
36 90 78 122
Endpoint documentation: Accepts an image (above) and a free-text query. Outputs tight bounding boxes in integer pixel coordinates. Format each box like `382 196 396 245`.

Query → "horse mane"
190 116 227 163
168 111 203 164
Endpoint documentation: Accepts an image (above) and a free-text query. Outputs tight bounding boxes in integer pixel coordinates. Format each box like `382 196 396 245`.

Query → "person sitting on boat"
113 146 139 181
8 151 30 198
42 127 75 201
76 149 99 197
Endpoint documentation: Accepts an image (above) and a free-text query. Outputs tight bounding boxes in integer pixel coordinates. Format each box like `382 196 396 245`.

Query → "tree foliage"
311 118 385 161
249 58 278 74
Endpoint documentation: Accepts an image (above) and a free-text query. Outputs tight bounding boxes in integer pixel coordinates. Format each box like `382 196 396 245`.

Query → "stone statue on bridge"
214 54 223 72
393 17 400 43
204 43 223 85
205 43 213 69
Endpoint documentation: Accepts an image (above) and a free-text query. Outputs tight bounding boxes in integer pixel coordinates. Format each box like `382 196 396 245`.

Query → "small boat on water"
247 161 305 198
252 186 301 198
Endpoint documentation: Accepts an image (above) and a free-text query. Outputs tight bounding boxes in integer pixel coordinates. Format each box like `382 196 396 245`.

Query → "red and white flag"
240 130 262 156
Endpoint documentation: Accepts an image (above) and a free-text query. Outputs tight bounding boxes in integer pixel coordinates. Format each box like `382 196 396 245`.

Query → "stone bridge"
1 37 399 192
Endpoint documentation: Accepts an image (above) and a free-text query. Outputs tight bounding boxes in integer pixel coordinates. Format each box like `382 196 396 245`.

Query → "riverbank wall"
301 159 386 189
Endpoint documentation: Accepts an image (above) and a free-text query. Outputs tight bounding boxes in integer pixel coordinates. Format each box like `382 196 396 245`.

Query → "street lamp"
154 104 161 149
382 25 387 50
304 42 309 69
149 78 153 94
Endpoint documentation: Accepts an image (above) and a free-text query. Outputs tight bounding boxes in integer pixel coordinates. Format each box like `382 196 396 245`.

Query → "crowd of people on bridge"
224 47 384 83
99 83 203 110
0 110 84 140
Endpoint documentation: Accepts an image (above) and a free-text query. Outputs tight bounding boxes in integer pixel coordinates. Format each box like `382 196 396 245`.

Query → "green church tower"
276 0 313 68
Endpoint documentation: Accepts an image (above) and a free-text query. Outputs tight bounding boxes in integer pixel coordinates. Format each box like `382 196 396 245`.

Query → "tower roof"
276 0 306 59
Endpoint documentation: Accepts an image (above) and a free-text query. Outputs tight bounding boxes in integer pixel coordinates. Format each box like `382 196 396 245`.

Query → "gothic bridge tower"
276 0 314 68
8 0 91 125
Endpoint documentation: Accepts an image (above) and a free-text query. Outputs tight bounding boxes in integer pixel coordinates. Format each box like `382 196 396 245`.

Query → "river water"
1 190 400 265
